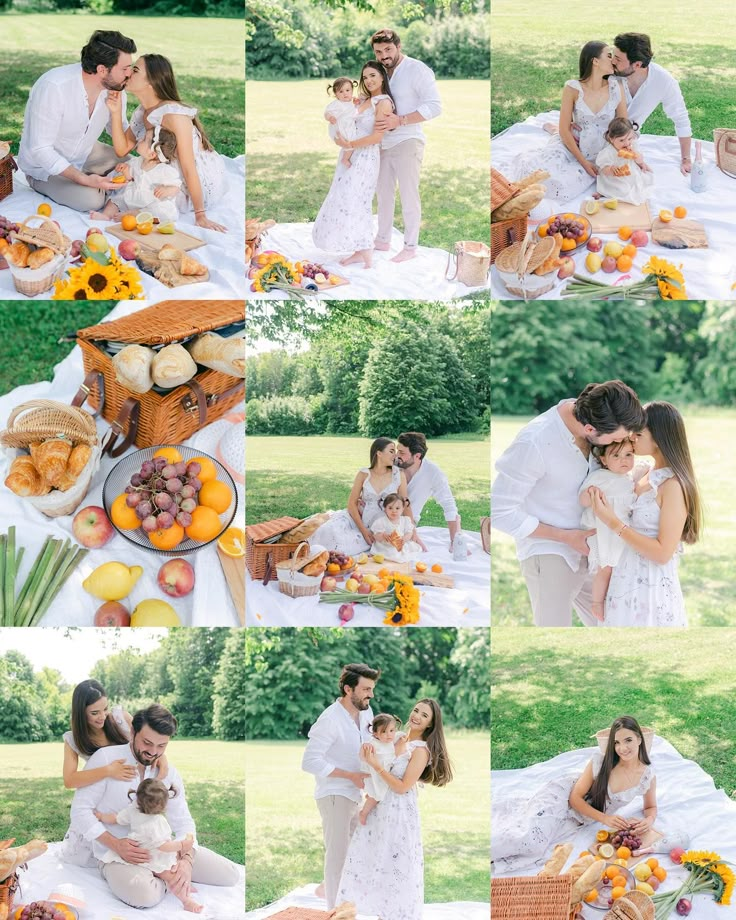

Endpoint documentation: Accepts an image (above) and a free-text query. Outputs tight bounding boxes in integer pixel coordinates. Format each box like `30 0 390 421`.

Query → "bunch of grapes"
300 261 329 280
548 216 586 240
611 829 642 851
0 215 19 241
328 551 352 568
125 456 203 532
18 903 69 920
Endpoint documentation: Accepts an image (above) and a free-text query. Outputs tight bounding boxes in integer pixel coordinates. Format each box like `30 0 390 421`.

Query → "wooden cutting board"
106 223 206 252
136 249 209 287
359 559 455 589
588 200 652 232
651 217 708 249
217 547 244 625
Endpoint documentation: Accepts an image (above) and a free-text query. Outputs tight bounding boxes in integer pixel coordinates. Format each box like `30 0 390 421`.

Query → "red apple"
320 576 337 592
94 601 131 627
118 239 141 261
586 236 603 252
157 557 195 598
602 255 617 273
631 229 649 248
557 256 575 280
72 505 115 548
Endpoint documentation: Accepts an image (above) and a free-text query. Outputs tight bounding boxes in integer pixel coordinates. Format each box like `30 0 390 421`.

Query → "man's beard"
613 65 634 77
102 74 127 92
350 691 371 711
131 744 161 766
394 457 412 469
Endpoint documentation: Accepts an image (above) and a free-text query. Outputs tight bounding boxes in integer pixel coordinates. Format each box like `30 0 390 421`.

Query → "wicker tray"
246 516 302 581
491 874 572 920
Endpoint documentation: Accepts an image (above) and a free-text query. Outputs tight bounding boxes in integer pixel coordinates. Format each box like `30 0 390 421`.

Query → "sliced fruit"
598 843 615 859
136 211 154 226
415 562 428 573
218 526 245 557
596 830 610 843
157 221 176 234
658 209 673 222
604 198 619 210
112 175 126 184
584 199 600 215
137 222 153 235
372 553 385 563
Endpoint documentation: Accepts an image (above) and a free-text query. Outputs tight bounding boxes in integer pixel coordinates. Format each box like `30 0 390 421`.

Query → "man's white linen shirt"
406 458 458 523
301 701 373 803
491 400 597 572
384 55 442 150
616 63 691 138
18 63 129 180
69 742 197 861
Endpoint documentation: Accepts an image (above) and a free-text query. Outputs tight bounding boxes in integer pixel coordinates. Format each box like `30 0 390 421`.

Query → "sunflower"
52 277 92 300
72 259 121 298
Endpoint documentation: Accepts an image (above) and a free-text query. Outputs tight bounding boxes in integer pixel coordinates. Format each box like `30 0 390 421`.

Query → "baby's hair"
128 778 177 815
370 712 402 735
380 492 407 510
592 438 635 467
327 77 357 96
150 127 178 164
605 116 640 143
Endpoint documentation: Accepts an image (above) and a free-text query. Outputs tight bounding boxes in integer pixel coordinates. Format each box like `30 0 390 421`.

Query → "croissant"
6 241 30 267
4 455 51 497
57 443 92 491
151 343 197 388
29 437 73 486
112 344 155 394
300 550 329 576
0 839 48 883
329 902 357 920
187 332 245 378
180 253 207 276
28 247 55 270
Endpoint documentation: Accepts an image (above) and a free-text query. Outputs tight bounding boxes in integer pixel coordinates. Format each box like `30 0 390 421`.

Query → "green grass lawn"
0 739 245 864
490 0 736 137
0 14 244 157
246 433 490 531
245 80 490 251
491 410 736 626
245 731 489 909
491 627 736 797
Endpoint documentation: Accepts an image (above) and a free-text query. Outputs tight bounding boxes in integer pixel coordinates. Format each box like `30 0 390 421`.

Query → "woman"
312 61 395 269
309 437 410 555
517 41 627 203
492 716 658 874
338 699 453 920
107 54 227 232
590 402 702 626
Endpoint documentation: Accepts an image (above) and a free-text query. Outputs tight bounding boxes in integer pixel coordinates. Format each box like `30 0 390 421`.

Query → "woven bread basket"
603 889 655 920
7 213 71 295
13 214 71 255
276 541 326 597
246 516 302 581
0 838 21 913
491 874 573 920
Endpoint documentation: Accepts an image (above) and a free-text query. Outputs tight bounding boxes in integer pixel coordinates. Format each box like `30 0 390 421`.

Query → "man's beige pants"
317 794 359 909
520 554 598 627
375 138 425 249
27 141 120 211
99 845 239 909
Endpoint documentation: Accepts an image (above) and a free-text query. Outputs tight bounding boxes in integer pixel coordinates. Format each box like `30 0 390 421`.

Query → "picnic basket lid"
265 910 332 920
14 214 71 255
491 168 519 211
491 874 573 920
245 517 302 544
76 300 244 346
275 541 326 573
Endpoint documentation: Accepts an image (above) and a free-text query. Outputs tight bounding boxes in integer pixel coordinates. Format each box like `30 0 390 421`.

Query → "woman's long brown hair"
71 679 129 758
142 53 215 152
585 715 650 813
414 698 453 787
645 401 702 544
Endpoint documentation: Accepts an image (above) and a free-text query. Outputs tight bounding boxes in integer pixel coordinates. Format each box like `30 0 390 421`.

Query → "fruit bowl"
537 212 592 252
326 552 356 578
12 903 79 920
582 864 637 912
102 445 237 556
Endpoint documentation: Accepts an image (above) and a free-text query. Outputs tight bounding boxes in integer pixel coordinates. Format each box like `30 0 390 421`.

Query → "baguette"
0 839 48 882
570 859 605 903
516 169 551 189
538 842 573 877
187 331 246 378
565 853 596 883
492 184 547 221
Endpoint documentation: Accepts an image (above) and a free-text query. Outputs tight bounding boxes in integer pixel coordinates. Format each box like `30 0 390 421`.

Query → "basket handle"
19 214 65 249
71 370 106 418
5 399 89 430
101 397 140 458
445 246 459 281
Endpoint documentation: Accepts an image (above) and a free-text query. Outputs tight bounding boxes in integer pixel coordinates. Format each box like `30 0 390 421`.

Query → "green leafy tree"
213 631 247 740
696 304 736 405
162 629 230 736
446 629 489 729
91 650 148 703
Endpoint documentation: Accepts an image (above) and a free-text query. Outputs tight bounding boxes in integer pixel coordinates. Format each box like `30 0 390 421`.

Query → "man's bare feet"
374 240 390 251
391 247 416 263
182 896 203 913
315 882 326 899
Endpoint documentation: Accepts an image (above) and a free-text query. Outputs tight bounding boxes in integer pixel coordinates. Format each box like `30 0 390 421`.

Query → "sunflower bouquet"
319 573 421 626
249 252 308 299
53 249 144 300
652 850 735 918
562 255 687 300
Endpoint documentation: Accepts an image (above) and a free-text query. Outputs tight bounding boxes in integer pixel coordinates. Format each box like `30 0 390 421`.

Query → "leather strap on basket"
71 370 105 418
445 245 459 281
101 397 140 458
180 379 245 423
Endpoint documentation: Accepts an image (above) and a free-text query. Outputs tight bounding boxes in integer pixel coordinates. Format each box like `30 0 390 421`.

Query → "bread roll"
30 437 73 486
112 344 156 394
4 455 51 497
187 332 246 378
28 247 55 270
151 343 197 388
158 244 181 261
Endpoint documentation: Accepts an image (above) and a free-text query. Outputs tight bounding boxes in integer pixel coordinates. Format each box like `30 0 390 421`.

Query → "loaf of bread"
282 512 331 543
187 332 245 378
301 550 329 576
180 252 207 276
4 455 51 497
112 344 156 394
151 343 198 388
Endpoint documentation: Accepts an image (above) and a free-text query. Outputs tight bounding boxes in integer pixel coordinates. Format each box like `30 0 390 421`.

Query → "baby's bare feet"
89 210 109 221
182 896 203 913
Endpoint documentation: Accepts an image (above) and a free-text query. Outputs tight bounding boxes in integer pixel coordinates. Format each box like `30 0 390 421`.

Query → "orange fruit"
646 858 659 870
188 455 217 482
185 505 222 542
415 561 428 573
431 563 443 573
612 875 628 890
584 889 598 904
653 866 667 882
371 581 388 593
616 255 633 272
112 175 126 184
111 493 140 530
579 851 591 858
616 846 632 860
597 830 610 843
121 213 137 231
198 479 233 514
605 866 620 880
563 212 576 219
622 243 637 258
618 225 633 240
560 237 576 251
674 206 687 219
153 446 183 464
147 521 184 550
611 887 626 900
658 209 673 223
378 568 390 578
327 562 340 574
37 202 52 217
218 526 245 557
137 222 153 235
538 223 549 237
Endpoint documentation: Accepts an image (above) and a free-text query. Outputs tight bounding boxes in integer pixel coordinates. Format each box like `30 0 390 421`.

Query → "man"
18 30 136 211
69 704 239 909
301 663 378 909
491 381 645 627
370 29 442 262
396 431 461 549
612 33 693 176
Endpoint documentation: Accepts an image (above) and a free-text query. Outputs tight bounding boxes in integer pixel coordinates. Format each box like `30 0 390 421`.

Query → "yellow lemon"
83 562 143 600
131 599 182 627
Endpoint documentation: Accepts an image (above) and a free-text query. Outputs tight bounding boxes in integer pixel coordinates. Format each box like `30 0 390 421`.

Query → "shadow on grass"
246 153 488 250
491 42 736 137
246 826 323 909
0 51 243 157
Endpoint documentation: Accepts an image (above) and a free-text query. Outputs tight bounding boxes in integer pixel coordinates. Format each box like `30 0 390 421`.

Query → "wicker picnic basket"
491 874 573 919
0 143 17 203
276 541 325 598
446 240 490 286
491 168 528 265
245 516 302 581
7 214 71 296
76 301 245 451
714 128 736 178
0 400 101 517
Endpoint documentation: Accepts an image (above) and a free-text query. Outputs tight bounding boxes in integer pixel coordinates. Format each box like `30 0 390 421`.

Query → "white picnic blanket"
491 119 736 299
246 527 490 626
248 221 489 300
14 842 245 920
0 158 245 299
245 883 489 920
0 302 244 626
492 736 736 919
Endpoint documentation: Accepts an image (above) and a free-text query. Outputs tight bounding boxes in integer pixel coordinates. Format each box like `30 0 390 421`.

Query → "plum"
676 899 692 916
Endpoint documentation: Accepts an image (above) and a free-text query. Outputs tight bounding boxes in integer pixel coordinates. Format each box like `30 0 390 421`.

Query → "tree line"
0 629 245 743
1 0 239 14
244 627 489 740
